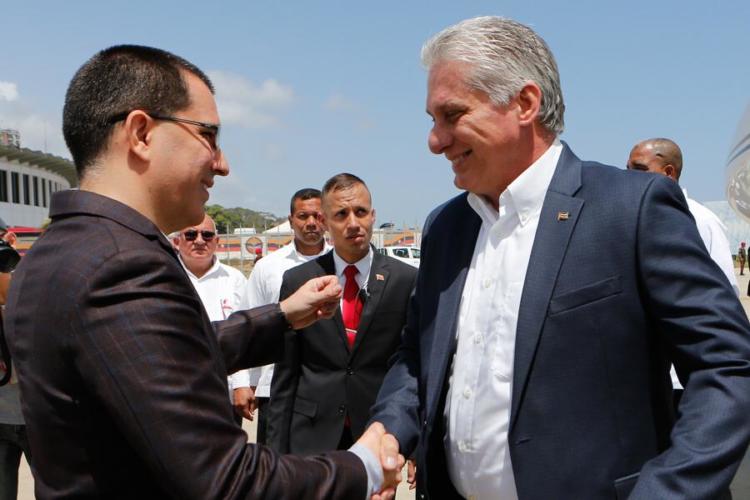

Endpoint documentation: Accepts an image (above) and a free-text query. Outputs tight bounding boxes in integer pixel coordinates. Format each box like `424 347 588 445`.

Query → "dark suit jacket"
4 190 366 500
267 250 416 454
371 144 750 500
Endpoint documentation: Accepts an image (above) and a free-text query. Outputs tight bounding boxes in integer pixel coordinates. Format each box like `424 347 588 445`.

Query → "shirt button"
338 404 346 415
483 279 491 289
463 387 472 399
474 334 482 345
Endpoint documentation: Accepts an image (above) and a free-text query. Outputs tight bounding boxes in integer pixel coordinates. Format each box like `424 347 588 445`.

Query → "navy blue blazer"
371 144 750 499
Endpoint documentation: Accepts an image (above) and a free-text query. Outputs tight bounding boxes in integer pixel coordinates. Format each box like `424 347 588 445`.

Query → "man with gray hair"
371 16 750 500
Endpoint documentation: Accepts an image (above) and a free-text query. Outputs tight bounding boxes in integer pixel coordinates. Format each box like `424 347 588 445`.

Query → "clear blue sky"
2 1 749 226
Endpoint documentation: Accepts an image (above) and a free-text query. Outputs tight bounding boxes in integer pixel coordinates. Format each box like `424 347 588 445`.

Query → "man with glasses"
172 214 247 418
4 45 401 499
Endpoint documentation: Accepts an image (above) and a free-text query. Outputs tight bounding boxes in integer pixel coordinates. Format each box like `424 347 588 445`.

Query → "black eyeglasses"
182 230 216 242
108 111 221 153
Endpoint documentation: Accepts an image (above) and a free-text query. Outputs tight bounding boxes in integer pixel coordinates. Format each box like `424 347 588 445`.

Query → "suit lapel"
426 198 482 419
510 144 584 430
350 252 388 356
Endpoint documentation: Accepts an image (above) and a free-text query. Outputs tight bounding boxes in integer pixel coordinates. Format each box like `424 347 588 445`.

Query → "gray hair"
422 16 565 135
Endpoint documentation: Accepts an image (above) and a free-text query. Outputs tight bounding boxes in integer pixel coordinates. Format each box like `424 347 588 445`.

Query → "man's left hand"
232 386 256 421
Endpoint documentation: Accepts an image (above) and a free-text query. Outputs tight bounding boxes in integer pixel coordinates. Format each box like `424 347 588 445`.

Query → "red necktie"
342 265 363 349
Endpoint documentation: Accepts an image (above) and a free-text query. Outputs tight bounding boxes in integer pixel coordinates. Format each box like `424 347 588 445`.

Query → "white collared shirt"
683 189 738 296
332 246 373 293
180 256 247 399
444 141 562 500
181 256 247 322
230 241 331 396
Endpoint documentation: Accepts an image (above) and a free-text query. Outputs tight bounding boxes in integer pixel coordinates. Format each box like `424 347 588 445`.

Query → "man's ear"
516 82 543 127
663 164 678 180
124 111 154 163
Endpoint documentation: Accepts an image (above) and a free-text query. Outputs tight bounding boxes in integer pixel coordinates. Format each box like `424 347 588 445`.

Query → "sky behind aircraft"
1 1 749 226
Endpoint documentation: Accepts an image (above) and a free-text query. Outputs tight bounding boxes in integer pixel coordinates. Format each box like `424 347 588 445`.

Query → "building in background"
0 129 20 148
0 130 77 227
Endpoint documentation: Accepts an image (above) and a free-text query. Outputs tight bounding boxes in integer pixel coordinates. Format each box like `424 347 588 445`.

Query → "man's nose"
345 213 360 229
428 125 451 154
213 150 229 176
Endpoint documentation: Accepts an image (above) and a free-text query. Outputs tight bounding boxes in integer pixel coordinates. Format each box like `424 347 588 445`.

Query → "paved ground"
16 269 750 499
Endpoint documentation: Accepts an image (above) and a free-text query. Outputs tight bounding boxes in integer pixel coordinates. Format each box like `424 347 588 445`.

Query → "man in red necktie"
268 173 418 454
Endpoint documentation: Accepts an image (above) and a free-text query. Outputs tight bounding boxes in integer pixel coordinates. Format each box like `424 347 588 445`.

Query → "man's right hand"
279 275 342 329
355 422 404 500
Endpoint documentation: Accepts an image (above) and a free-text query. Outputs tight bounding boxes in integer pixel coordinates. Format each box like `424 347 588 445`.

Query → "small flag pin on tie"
557 211 570 221
376 274 385 281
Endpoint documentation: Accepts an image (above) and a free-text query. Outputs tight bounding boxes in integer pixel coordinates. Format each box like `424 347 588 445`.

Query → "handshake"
355 422 408 500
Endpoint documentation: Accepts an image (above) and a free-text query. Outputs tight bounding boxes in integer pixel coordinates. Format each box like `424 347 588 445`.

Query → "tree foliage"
205 205 285 234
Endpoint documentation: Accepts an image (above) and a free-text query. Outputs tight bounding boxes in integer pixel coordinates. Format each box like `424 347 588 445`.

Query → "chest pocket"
548 276 622 315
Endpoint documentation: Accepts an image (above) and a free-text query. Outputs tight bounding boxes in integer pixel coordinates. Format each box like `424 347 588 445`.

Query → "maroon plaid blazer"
4 190 366 499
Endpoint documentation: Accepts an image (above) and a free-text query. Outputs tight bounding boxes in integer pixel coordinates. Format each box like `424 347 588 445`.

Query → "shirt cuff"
229 369 251 388
247 367 262 386
348 443 383 499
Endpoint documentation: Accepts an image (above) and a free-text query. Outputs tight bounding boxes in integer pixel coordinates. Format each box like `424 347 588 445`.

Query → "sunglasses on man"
182 230 216 242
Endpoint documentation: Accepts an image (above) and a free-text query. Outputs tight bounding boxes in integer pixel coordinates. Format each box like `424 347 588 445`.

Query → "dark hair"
62 44 214 178
289 188 322 215
321 173 368 198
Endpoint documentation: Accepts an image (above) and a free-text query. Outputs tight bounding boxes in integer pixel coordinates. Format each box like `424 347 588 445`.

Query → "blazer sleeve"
369 226 434 457
72 248 366 499
630 176 750 498
265 271 302 453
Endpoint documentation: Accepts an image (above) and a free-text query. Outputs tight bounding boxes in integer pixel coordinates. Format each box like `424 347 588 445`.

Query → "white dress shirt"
444 141 562 500
180 256 247 398
332 246 373 296
181 256 247 322
684 190 738 296
230 241 330 395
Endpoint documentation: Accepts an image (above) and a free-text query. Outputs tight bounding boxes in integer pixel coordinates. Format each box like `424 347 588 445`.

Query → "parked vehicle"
376 246 420 268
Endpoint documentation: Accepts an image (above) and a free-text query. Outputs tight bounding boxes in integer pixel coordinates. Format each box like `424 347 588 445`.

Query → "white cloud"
0 81 18 102
0 91 68 158
207 71 293 129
